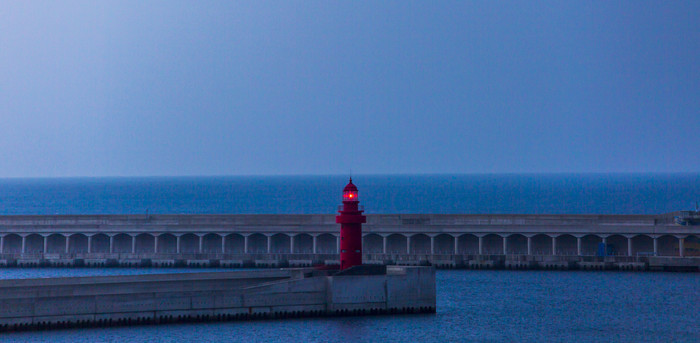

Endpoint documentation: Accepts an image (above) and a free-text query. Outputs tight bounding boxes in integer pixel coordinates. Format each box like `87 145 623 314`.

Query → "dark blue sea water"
1 174 699 342
0 173 699 215
0 269 697 342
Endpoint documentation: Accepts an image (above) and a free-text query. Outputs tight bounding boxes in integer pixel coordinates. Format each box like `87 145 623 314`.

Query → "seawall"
0 213 698 271
0 266 436 332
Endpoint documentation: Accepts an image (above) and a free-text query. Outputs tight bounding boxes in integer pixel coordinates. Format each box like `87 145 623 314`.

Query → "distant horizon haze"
1 171 700 181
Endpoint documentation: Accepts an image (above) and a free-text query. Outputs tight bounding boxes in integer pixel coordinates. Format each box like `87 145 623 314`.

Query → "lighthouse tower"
336 178 367 270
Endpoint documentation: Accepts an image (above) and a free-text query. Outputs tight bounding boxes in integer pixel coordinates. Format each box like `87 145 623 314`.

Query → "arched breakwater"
1 213 698 272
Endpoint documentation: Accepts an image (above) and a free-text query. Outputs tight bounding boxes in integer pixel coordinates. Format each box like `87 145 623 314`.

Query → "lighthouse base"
326 265 436 313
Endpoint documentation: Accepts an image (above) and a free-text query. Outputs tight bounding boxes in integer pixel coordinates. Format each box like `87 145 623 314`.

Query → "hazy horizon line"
1 171 699 180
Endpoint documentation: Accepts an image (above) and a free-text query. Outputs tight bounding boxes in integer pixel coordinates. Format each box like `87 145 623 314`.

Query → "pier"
0 266 436 332
0 213 698 271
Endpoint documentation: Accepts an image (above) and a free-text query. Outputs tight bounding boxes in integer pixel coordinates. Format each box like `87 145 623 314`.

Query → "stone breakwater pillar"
336 178 366 270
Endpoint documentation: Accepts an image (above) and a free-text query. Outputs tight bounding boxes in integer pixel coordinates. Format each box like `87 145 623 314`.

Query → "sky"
1 1 699 177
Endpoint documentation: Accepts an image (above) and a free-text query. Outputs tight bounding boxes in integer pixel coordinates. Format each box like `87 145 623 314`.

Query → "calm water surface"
1 269 697 342
1 174 699 215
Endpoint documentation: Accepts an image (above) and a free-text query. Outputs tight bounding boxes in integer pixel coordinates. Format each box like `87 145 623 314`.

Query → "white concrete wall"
0 267 436 331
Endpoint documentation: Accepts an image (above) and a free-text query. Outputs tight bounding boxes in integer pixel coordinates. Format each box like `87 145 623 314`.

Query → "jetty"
0 265 436 331
0 213 698 271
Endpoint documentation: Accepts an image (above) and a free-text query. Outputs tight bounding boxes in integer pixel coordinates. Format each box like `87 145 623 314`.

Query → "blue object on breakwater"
597 243 616 257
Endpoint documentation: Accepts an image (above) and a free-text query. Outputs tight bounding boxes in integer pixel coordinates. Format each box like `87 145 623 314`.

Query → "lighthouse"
336 178 367 270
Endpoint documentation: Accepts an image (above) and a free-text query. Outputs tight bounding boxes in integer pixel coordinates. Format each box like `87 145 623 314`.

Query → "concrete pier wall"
0 252 697 271
0 266 435 332
0 213 698 271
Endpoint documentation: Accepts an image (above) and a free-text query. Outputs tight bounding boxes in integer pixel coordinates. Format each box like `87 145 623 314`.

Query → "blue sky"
1 1 698 177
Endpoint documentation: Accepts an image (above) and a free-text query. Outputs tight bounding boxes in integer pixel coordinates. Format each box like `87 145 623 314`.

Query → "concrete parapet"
117 259 141 267
186 260 210 267
363 260 386 265
151 259 175 267
648 257 700 271
538 261 571 270
578 262 606 270
1 253 698 272
220 260 244 268
254 260 278 268
431 259 458 268
616 262 647 271
468 260 496 269
505 261 533 270
288 260 313 267
17 259 41 267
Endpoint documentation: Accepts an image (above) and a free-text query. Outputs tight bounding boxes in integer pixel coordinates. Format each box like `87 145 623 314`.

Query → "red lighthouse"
336 178 367 270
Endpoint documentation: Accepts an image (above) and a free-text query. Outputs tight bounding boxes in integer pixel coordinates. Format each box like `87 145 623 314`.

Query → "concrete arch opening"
580 235 602 256
685 235 700 256
135 234 155 254
270 234 290 253
631 235 654 256
179 234 199 253
3 234 22 253
434 234 454 254
386 234 407 254
25 234 44 254
224 234 244 254
316 234 337 254
68 234 88 254
410 234 431 254
202 234 222 253
606 235 628 256
531 234 552 255
157 234 177 254
506 234 527 255
657 235 679 256
270 233 291 254
113 234 133 253
363 234 383 253
556 234 577 255
481 234 503 255
456 234 478 254
46 234 66 254
294 234 313 253
248 233 268 253
91 234 110 253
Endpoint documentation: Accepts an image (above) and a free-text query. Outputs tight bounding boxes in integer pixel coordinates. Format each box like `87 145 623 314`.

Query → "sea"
1 173 699 215
0 174 698 342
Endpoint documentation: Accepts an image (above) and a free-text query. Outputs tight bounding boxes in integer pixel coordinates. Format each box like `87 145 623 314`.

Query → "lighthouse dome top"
343 178 358 192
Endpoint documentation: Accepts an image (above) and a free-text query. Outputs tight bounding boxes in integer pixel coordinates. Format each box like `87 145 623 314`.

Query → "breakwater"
0 213 698 271
0 266 436 332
